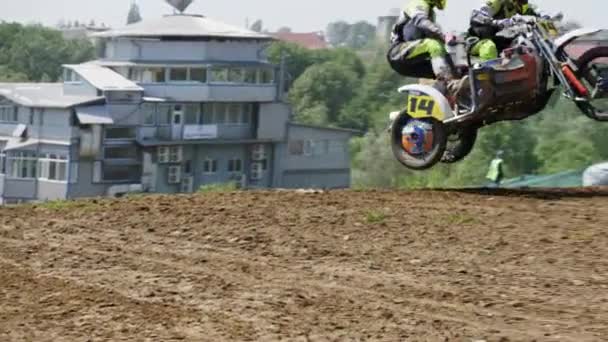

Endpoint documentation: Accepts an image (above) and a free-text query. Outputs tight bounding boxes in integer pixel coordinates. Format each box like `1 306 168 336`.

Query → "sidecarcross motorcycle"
389 16 608 170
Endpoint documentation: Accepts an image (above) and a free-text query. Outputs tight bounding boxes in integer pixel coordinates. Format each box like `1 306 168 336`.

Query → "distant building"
59 23 110 42
0 12 356 204
376 8 400 43
271 32 329 50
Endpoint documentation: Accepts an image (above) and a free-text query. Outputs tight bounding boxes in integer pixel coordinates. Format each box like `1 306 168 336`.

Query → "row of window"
141 103 254 126
126 66 275 85
0 105 18 123
0 152 69 181
288 140 348 157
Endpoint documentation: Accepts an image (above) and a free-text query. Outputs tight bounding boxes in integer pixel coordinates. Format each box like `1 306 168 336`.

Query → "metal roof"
76 106 114 125
87 60 273 67
93 14 273 40
64 64 143 92
0 83 103 108
4 138 71 151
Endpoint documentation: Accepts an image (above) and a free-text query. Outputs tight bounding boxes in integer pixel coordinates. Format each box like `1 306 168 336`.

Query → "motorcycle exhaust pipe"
562 64 589 97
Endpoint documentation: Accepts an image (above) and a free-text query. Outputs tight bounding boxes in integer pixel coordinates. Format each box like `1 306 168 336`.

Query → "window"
260 69 274 84
158 146 182 163
199 103 252 125
244 68 257 84
158 104 172 125
227 104 241 124
184 104 200 124
228 68 244 83
102 164 140 182
38 154 68 182
133 68 165 83
0 153 5 174
104 127 136 140
304 140 314 157
214 103 227 124
210 68 228 83
142 103 156 125
8 152 37 179
184 160 192 174
0 105 18 123
142 68 167 83
203 158 218 174
104 146 137 160
169 68 188 82
227 158 242 173
243 104 253 124
288 140 304 156
190 68 207 82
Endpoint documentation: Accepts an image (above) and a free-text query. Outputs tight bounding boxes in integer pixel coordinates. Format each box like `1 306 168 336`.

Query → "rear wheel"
574 47 608 119
441 128 478 164
391 110 447 170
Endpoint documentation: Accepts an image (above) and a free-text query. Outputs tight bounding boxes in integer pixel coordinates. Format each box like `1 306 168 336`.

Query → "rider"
469 0 544 61
387 0 459 91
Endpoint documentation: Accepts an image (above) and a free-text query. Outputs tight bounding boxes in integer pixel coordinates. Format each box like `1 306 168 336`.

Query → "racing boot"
431 57 465 108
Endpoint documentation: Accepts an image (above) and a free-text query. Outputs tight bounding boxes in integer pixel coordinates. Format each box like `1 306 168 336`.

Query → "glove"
512 14 537 24
493 18 514 29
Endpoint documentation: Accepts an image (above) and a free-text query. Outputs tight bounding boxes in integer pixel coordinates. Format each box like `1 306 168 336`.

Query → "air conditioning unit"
181 176 194 193
251 144 267 161
250 162 263 181
169 146 183 163
158 146 170 163
168 165 182 184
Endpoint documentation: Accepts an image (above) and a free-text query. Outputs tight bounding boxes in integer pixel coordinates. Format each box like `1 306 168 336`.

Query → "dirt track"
1 189 607 341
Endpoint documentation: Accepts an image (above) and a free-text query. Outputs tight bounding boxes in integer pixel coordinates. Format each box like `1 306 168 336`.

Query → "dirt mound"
1 189 607 341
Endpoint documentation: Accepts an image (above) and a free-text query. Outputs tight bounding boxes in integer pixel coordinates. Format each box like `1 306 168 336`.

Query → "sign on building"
183 125 218 140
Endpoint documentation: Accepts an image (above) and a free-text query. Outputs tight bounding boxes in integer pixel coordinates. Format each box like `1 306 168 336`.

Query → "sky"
0 0 606 33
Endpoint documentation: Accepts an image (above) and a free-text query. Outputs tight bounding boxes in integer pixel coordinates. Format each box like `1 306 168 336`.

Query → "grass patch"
365 210 387 224
198 182 239 193
36 199 93 211
444 213 479 226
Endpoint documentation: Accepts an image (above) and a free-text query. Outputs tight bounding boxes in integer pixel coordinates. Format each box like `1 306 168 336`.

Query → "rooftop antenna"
165 0 194 14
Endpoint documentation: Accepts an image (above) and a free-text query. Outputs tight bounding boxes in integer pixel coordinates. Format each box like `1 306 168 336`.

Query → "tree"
266 42 365 88
277 27 292 33
250 20 263 33
288 61 359 126
326 20 377 49
345 21 377 49
127 2 142 25
326 21 350 47
0 22 95 81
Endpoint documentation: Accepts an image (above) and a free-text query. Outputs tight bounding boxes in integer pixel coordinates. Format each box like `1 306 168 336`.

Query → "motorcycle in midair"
388 16 608 170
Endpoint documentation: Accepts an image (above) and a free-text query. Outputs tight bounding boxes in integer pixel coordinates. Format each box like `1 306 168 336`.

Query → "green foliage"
365 210 387 224
275 33 608 189
0 22 94 82
198 182 239 193
289 61 359 126
267 42 365 84
326 20 377 49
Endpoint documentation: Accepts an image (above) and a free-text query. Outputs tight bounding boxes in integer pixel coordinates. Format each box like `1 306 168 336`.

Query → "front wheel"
441 128 478 164
391 111 447 170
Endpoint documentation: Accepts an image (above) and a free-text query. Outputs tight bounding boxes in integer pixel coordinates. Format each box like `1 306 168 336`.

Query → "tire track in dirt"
1 189 607 341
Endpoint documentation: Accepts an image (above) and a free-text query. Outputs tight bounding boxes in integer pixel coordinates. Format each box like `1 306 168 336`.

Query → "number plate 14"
407 94 444 120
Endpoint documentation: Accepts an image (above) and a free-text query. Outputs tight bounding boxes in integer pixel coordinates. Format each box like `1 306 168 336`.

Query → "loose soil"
1 189 607 341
